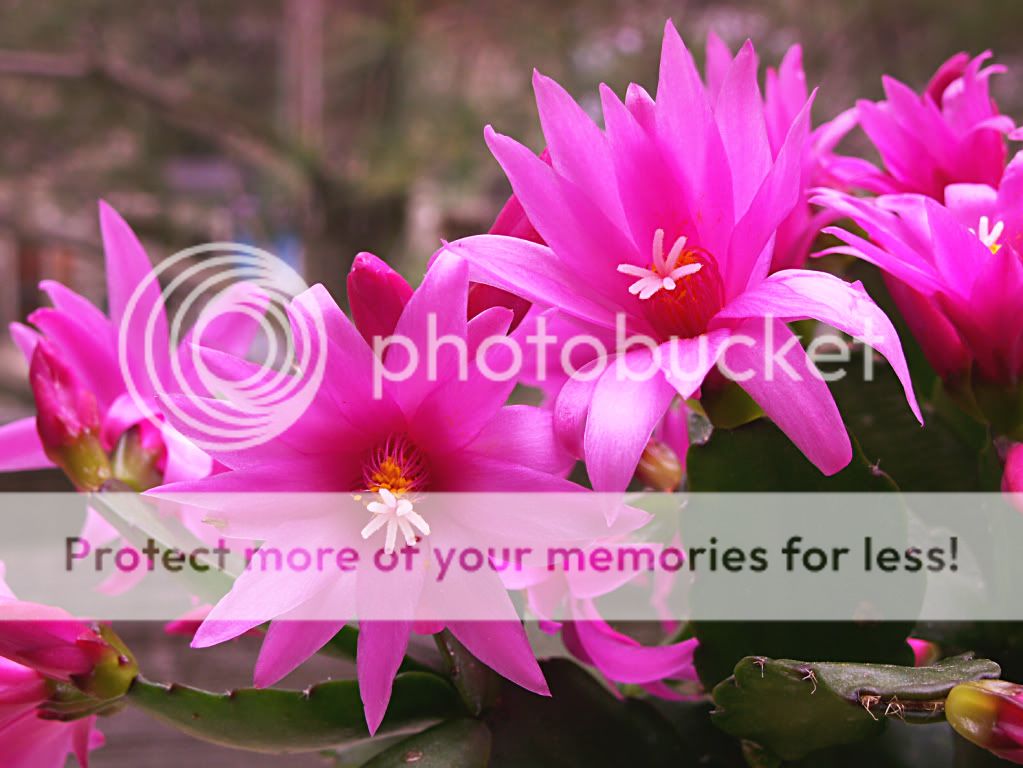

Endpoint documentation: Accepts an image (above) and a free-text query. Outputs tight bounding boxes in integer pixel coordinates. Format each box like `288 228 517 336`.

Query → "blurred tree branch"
0 47 320 199
0 36 397 297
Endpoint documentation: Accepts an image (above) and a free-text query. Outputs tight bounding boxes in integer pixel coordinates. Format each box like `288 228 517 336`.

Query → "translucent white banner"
0 492 1017 622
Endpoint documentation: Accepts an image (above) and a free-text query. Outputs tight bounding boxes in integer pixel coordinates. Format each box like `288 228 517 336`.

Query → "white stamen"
361 488 431 554
617 228 702 300
970 215 1005 252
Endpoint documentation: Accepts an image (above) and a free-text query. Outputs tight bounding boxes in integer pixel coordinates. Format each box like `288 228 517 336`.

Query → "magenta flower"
518 554 699 697
844 52 1015 199
151 253 626 733
0 657 102 768
0 202 226 486
815 152 1023 404
561 607 698 700
0 566 105 767
0 574 108 683
448 22 920 490
705 32 859 270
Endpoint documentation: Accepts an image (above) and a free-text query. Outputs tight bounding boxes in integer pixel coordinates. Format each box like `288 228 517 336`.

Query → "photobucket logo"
118 243 327 452
370 312 886 397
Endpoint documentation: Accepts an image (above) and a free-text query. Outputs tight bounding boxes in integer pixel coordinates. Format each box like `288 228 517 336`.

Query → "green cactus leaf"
711 655 1000 761
685 418 916 687
360 719 491 767
686 418 895 493
435 630 500 716
485 658 686 767
126 671 463 754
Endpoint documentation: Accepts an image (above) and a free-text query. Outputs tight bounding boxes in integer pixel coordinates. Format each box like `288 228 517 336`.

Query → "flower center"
618 228 725 339
362 433 430 495
359 434 431 553
971 215 1005 254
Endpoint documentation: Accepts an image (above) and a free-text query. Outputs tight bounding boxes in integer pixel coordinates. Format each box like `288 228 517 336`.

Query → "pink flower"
844 52 1015 199
705 32 859 271
519 557 700 698
448 22 920 490
0 201 255 487
0 566 104 767
0 565 108 682
0 657 103 768
561 607 699 700
151 253 624 734
815 153 1023 424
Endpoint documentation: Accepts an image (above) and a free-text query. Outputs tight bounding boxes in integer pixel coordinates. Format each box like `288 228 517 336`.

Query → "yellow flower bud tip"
947 680 1023 756
636 438 683 492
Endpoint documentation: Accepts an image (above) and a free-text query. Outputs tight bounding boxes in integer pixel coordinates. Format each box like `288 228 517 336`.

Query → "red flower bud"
947 680 1023 764
28 341 111 490
347 252 413 345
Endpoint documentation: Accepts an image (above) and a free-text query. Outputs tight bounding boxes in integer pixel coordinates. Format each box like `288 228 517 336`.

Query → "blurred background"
0 0 1020 762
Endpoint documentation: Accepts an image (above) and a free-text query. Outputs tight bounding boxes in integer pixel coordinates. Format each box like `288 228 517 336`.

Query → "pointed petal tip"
252 659 285 690
361 689 389 736
532 676 552 697
97 199 126 229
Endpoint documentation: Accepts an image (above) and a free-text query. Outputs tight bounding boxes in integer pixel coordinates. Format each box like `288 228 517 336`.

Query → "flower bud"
946 680 1023 764
110 423 167 492
347 252 413 345
0 602 111 682
467 190 541 332
29 341 111 491
467 282 531 331
70 624 138 702
635 438 683 492
0 571 137 703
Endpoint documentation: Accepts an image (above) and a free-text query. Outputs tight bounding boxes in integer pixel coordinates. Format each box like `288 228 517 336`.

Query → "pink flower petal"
583 348 677 492
724 318 851 475
357 620 412 735
0 418 52 472
716 269 922 423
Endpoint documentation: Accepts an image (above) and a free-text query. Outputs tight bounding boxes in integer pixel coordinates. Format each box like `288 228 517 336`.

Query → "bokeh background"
0 0 1021 763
